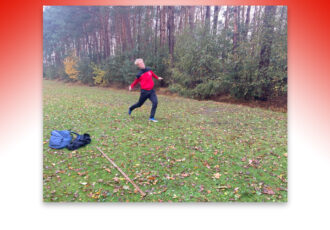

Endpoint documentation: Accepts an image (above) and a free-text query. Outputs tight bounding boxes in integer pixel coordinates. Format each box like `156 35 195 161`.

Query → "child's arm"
129 78 140 90
151 71 163 80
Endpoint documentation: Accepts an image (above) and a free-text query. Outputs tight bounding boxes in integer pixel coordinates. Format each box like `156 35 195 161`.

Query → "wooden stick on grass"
96 147 146 197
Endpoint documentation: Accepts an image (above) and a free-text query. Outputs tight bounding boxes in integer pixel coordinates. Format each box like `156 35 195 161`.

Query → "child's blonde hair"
134 58 144 66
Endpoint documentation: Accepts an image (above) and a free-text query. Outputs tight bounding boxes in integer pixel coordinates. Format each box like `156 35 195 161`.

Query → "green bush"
43 63 68 80
77 56 94 85
171 26 226 99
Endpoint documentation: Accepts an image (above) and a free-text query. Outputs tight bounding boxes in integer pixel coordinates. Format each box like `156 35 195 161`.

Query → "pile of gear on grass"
49 130 91 150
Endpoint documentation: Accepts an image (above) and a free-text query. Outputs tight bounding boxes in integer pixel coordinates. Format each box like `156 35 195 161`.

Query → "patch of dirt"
156 88 287 113
209 94 287 112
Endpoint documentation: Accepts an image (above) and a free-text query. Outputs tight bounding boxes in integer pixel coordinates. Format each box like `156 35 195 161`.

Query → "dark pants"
130 89 158 118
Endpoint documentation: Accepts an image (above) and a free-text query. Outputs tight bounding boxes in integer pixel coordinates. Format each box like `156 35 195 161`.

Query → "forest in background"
43 6 287 101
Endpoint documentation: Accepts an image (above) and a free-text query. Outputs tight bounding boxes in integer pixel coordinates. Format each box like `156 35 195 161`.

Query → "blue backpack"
49 130 78 149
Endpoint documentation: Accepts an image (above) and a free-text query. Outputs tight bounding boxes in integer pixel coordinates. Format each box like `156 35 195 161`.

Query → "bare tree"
160 6 166 47
167 6 175 62
178 6 184 31
243 5 251 41
258 6 277 99
155 6 160 54
224 6 229 30
188 6 195 32
205 6 211 32
233 6 239 52
213 6 220 36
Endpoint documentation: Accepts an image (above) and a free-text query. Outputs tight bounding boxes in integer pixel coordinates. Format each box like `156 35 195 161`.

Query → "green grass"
43 80 287 202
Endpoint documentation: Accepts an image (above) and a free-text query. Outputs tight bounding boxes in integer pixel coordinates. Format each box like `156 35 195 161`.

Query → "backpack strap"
70 131 80 136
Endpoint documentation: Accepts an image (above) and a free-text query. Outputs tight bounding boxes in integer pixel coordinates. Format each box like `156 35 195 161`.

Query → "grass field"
43 80 287 202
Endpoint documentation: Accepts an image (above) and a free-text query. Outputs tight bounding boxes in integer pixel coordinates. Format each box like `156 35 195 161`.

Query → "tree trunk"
155 6 160 54
251 6 259 56
224 6 229 30
279 6 287 31
184 6 188 29
122 7 132 52
237 6 241 43
137 7 142 54
200 6 204 25
205 6 210 33
188 6 195 32
160 6 166 47
114 11 122 54
243 5 251 41
242 6 245 25
258 6 277 100
132 7 137 44
212 6 220 36
233 6 239 52
178 6 184 32
145 6 152 46
103 8 110 59
121 14 126 52
167 6 175 64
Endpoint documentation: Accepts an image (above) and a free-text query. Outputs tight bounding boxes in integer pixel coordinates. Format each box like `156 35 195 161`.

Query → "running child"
128 58 163 122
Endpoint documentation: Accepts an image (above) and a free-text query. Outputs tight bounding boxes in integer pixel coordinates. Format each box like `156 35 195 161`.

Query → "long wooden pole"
96 147 146 197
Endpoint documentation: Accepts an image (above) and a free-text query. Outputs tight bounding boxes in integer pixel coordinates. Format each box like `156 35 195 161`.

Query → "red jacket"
130 67 159 90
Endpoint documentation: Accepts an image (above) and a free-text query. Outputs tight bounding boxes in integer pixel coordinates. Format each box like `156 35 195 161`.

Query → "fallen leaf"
165 175 175 180
213 173 221 179
77 172 87 176
176 158 186 162
181 172 189 177
263 187 275 195
218 185 228 189
203 161 211 169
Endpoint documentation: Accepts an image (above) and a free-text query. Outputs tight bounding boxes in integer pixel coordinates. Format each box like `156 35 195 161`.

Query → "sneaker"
128 109 132 115
149 118 158 122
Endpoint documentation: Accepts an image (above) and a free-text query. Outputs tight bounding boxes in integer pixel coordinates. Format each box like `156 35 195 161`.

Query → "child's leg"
149 90 158 118
130 90 148 111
